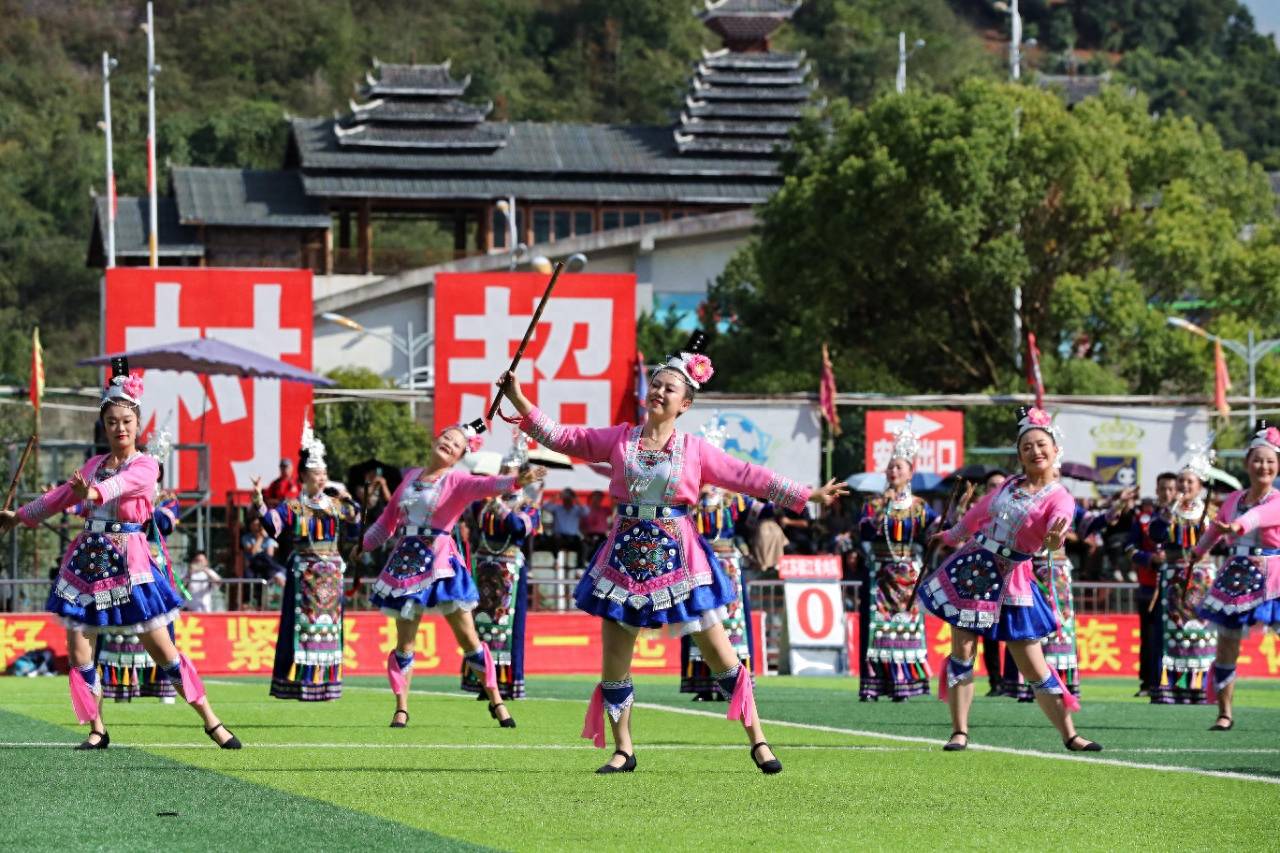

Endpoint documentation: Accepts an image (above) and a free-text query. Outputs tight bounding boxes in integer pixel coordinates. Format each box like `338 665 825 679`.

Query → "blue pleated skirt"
1198 597 1280 633
370 554 478 620
575 534 736 633
920 579 1059 642
48 572 183 633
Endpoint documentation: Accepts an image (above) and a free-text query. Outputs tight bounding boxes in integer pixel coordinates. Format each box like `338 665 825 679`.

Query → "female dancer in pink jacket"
496 336 847 774
363 422 544 728
921 407 1100 753
0 361 239 749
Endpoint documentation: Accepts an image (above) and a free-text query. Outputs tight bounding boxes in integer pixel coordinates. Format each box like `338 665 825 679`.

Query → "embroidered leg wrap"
713 663 742 700
69 664 101 724
1029 672 1064 695
939 656 975 703
1212 663 1237 692
946 656 975 687
600 678 634 723
464 645 498 690
160 656 206 705
387 650 413 694
714 663 756 726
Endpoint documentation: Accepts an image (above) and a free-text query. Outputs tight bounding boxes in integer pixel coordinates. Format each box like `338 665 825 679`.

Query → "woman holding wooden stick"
362 421 545 729
496 333 847 774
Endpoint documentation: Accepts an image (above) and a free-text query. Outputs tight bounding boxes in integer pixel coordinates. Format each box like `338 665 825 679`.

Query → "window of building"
491 209 525 249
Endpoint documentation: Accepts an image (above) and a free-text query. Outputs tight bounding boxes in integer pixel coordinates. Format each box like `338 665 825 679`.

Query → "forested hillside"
1 0 1277 391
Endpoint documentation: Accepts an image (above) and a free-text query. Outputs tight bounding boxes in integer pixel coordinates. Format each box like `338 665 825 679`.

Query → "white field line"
0 742 918 752
31 680 1280 786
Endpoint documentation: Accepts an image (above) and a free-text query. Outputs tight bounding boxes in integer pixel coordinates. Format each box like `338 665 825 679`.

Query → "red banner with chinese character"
103 268 315 497
0 612 763 676
433 272 636 491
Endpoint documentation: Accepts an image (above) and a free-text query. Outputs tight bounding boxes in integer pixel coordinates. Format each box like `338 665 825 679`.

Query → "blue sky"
1242 0 1280 42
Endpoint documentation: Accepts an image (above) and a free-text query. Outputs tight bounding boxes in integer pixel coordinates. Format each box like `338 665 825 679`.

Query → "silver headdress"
888 416 921 464
501 429 530 470
101 356 144 408
1178 432 1216 481
1016 406 1063 445
145 428 174 465
299 418 327 470
1248 420 1280 455
698 412 728 450
651 330 714 391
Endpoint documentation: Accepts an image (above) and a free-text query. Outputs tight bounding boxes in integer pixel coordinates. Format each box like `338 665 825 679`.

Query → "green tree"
313 367 430 479
706 80 1280 410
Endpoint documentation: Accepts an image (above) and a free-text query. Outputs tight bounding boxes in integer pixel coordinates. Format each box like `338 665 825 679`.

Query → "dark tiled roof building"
90 1 819 275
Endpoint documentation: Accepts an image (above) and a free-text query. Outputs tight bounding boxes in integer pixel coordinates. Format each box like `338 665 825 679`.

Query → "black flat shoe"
596 749 636 774
751 741 783 774
1209 715 1234 731
390 709 409 728
942 731 968 752
1064 735 1102 752
205 722 242 750
75 729 109 750
489 702 516 728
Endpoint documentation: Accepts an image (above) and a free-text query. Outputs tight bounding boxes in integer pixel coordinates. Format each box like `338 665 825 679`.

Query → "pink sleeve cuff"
764 474 810 514
520 407 561 449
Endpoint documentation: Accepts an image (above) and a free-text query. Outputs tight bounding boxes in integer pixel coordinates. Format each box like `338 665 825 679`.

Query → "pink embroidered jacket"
363 468 516 578
1193 489 1280 601
18 453 161 587
520 407 810 598
941 477 1076 601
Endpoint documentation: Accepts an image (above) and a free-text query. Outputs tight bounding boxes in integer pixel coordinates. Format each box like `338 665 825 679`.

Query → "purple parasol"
1059 461 1100 482
79 337 335 386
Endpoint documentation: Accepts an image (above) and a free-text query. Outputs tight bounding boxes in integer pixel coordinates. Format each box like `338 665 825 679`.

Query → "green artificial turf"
1 675 1277 851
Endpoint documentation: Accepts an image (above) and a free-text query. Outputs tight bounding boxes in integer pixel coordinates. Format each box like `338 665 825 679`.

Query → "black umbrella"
945 463 1005 484
347 459 404 496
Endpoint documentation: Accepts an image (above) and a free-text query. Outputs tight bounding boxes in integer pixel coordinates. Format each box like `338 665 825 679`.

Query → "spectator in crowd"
361 467 394 525
546 488 590 568
184 551 222 613
779 507 814 554
240 515 282 582
264 457 300 504
1126 474 1179 697
749 504 787 577
582 490 612 558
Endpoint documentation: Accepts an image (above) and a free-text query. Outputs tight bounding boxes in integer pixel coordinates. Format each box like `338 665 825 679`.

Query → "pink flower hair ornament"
101 370 145 408
1267 426 1280 448
1027 408 1052 427
684 353 714 385
1016 406 1062 445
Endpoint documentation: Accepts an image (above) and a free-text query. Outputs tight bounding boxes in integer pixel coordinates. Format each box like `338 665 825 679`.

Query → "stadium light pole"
98 52 118 268
1167 316 1280 427
142 2 160 267
993 0 1035 81
321 312 434 419
896 32 926 94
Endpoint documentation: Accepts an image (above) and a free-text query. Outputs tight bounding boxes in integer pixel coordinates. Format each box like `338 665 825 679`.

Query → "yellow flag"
30 327 44 412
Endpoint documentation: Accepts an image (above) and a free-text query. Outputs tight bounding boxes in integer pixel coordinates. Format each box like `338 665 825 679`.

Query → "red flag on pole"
29 327 44 413
1214 340 1232 419
820 343 841 436
1026 332 1045 409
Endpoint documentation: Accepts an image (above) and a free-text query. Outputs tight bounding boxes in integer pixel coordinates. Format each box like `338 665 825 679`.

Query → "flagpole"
101 51 118 268
30 328 41 577
144 1 159 268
